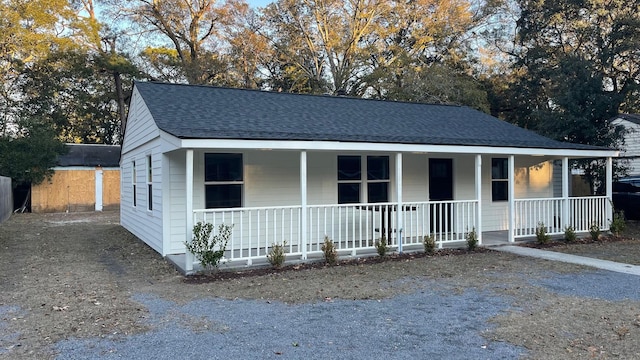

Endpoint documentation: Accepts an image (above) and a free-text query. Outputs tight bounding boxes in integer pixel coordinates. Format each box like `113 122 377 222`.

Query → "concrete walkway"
493 245 640 276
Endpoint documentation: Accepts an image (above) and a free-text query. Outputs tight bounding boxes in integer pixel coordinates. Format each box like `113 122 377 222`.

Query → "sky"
247 0 273 8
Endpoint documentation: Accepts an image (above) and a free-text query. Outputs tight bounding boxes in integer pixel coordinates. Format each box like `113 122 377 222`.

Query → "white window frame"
204 153 244 209
132 160 137 207
366 155 390 203
492 157 509 202
337 155 362 204
146 155 153 211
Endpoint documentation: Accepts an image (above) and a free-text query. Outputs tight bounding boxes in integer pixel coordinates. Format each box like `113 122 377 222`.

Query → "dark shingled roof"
58 144 121 167
134 81 605 151
617 114 640 125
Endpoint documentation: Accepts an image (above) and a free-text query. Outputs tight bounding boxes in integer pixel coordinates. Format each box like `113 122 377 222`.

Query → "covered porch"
175 147 614 273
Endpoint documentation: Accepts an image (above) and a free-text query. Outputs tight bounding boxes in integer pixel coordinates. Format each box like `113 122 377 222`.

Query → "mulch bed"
183 246 493 283
519 233 631 249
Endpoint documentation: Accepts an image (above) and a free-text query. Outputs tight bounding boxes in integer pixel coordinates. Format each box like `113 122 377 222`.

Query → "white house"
612 114 640 177
120 81 619 273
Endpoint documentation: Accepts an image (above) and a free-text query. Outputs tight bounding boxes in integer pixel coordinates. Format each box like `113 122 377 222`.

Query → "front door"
429 159 453 233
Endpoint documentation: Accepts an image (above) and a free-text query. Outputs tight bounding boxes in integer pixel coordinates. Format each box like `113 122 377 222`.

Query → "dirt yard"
1 212 639 359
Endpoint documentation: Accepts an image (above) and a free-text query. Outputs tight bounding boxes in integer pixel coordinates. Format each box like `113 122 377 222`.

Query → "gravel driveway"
1 212 639 359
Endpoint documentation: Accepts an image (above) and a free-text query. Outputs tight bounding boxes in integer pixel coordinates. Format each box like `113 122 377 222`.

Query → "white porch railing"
192 200 479 267
514 196 609 238
191 196 609 267
194 206 303 265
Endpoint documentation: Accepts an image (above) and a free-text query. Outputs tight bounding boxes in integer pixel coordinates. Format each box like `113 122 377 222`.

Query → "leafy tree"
0 0 77 135
20 49 136 144
115 0 240 85
487 0 639 191
0 120 66 186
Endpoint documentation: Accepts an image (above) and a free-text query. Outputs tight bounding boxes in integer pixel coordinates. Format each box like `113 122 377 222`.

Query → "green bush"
375 235 389 258
564 225 576 242
423 234 436 254
184 222 232 271
589 222 601 241
321 236 338 265
466 227 478 251
535 222 551 244
609 210 626 236
267 240 287 268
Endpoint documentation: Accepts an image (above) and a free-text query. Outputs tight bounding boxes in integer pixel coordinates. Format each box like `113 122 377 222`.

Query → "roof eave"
177 138 618 158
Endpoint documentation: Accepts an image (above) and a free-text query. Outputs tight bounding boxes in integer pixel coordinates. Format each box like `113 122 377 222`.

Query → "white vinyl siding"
120 88 164 254
614 118 640 176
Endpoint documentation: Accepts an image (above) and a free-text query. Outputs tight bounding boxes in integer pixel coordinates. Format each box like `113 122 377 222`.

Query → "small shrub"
466 227 478 251
423 234 436 254
564 225 576 243
535 222 551 244
609 210 626 236
267 240 287 268
375 234 389 257
184 222 232 271
321 236 338 265
589 222 601 241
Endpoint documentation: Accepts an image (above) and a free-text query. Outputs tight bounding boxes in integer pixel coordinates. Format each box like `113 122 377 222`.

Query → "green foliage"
321 236 338 266
564 225 577 243
0 124 67 186
374 235 389 258
486 0 638 188
610 210 626 237
535 222 551 244
590 222 601 241
466 227 478 251
20 49 138 145
267 240 287 268
423 234 436 254
184 222 232 271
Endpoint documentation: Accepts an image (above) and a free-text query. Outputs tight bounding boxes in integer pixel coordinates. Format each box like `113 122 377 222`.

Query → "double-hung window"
147 155 153 211
367 156 389 203
491 158 508 201
337 156 361 204
205 153 243 208
337 155 389 204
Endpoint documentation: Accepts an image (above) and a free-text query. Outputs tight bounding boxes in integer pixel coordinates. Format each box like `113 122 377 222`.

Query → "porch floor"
167 230 542 275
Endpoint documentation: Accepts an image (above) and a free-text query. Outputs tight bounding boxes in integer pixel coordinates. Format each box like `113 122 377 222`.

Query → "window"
147 155 153 211
132 161 137 207
492 158 508 201
205 153 243 208
337 155 389 204
367 156 389 203
338 156 361 204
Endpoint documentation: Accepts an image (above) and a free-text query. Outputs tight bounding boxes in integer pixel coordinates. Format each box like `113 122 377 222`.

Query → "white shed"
120 81 619 273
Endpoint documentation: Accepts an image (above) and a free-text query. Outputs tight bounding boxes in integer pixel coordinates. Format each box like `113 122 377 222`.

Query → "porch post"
508 155 515 242
606 156 613 224
185 149 194 273
475 155 482 245
396 152 403 253
562 157 570 230
300 151 308 260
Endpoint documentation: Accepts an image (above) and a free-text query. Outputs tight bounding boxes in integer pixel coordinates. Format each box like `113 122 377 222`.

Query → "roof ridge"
134 80 466 109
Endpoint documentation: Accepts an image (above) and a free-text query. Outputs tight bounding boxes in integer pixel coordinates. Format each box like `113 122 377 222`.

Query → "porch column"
475 155 482 245
300 151 308 260
396 152 403 253
185 149 194 273
606 157 613 224
562 157 570 229
508 155 515 242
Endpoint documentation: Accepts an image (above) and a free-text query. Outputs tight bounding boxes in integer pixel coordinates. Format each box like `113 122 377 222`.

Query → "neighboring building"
121 81 619 273
612 114 640 177
31 144 121 213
